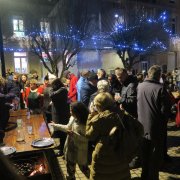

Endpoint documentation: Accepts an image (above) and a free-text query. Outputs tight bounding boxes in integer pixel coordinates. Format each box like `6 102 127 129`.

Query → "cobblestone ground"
56 120 180 180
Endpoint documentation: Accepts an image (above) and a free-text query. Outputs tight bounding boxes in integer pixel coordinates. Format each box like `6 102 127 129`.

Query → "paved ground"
55 120 180 180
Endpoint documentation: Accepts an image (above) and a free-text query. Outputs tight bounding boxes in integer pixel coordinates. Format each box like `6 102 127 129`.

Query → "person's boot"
164 154 172 163
55 150 64 157
129 156 141 169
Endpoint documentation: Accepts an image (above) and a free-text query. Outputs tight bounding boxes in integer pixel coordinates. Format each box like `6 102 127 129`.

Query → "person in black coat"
50 78 70 156
0 76 15 145
42 75 53 123
107 74 121 96
114 68 138 118
137 65 172 180
7 73 22 110
7 73 22 98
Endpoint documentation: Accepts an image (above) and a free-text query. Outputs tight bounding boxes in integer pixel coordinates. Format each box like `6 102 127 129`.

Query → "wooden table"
4 110 55 153
2 110 64 180
10 109 28 117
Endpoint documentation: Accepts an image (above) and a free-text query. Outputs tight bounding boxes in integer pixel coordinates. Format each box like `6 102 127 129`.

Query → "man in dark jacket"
137 65 172 180
80 73 98 107
114 67 138 118
7 73 21 98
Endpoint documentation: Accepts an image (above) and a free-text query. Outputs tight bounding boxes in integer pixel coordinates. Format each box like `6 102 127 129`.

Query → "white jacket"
53 116 88 165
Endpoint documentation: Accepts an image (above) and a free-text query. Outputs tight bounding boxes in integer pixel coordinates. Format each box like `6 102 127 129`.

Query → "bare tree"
28 0 94 77
102 0 171 69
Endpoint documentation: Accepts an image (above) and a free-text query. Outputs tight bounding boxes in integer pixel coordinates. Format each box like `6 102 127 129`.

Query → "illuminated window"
40 19 50 37
42 52 52 62
14 52 27 73
114 15 124 31
141 61 148 73
13 17 25 37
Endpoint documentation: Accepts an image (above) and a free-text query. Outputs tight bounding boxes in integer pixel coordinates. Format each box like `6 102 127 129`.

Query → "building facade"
1 0 180 77
0 0 58 78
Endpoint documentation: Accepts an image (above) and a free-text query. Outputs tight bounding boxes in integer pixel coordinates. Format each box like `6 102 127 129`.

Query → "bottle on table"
16 122 25 142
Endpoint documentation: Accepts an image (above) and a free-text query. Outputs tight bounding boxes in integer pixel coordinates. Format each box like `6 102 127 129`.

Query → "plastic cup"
27 125 33 135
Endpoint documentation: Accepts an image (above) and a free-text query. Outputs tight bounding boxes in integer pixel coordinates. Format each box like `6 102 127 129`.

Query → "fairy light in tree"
3 11 173 52
110 11 172 54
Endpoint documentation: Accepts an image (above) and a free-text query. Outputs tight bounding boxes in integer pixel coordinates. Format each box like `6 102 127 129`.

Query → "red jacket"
24 86 44 106
68 74 78 102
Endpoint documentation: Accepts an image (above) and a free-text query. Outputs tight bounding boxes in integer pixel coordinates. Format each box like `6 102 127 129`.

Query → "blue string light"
3 11 174 52
109 11 172 53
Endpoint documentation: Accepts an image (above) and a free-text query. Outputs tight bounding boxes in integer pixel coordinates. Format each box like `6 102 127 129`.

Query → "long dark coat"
50 87 70 153
137 79 172 141
49 87 70 124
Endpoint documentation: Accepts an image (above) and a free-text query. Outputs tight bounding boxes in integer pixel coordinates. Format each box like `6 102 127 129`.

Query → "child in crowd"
51 102 89 180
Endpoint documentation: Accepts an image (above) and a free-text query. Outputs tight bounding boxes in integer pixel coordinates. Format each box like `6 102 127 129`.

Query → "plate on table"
31 138 54 148
0 146 16 155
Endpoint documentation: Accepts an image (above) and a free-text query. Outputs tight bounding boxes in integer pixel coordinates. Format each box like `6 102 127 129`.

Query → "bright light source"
114 14 119 18
103 47 113 49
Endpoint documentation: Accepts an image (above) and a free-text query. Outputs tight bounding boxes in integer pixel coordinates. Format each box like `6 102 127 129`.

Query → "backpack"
109 112 144 163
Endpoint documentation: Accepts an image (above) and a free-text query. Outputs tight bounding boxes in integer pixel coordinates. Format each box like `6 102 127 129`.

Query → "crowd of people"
0 65 178 180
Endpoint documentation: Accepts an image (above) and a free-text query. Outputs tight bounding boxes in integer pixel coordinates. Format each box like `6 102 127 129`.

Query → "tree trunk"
55 67 59 78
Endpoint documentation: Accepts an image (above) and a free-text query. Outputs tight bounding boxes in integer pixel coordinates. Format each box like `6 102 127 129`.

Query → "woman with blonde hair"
86 92 130 180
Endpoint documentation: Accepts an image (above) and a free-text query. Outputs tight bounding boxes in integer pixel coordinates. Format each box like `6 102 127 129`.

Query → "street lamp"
114 14 119 18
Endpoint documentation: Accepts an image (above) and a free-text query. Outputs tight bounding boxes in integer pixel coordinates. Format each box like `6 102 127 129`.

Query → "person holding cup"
114 68 138 118
51 102 89 179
